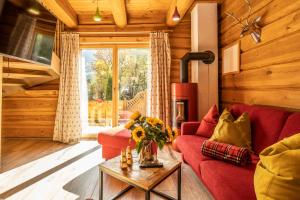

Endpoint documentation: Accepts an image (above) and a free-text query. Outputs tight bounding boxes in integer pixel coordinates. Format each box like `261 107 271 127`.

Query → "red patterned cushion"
196 105 219 137
201 140 251 166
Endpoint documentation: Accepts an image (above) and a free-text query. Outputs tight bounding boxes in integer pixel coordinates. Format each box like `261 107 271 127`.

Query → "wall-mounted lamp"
93 0 102 22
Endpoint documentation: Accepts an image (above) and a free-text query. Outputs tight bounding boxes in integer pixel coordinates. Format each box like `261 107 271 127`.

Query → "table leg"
178 166 181 200
99 170 103 200
145 190 150 200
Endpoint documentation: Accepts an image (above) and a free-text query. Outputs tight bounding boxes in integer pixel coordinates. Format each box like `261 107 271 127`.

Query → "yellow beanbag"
210 109 252 149
254 133 300 200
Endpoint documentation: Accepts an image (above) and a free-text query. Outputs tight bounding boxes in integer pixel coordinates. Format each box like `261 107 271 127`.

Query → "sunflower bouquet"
124 111 178 154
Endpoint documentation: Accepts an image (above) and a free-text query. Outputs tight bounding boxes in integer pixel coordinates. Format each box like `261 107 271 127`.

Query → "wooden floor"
1 139 71 173
1 139 213 200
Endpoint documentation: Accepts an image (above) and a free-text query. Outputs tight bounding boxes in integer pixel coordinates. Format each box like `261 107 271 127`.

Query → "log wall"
2 80 59 138
170 14 191 83
220 0 300 111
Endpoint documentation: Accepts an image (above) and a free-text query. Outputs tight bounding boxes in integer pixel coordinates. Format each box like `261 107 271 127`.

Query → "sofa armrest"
181 122 201 135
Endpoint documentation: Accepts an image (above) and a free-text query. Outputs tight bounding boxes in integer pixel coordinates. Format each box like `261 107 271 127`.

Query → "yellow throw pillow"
254 133 300 200
210 109 252 149
219 108 234 121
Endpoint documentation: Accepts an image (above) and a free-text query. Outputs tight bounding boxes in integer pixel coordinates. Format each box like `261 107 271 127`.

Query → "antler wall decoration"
225 0 262 43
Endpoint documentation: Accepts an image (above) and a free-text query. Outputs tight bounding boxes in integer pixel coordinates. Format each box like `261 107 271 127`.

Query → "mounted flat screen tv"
0 0 57 65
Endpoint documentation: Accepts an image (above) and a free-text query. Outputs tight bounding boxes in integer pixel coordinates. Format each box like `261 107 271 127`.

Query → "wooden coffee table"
99 152 181 200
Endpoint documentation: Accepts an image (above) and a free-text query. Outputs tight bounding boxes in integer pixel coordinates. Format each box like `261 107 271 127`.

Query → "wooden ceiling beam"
111 0 127 28
37 0 78 28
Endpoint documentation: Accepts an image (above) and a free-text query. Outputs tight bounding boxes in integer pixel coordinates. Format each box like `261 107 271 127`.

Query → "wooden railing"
123 90 147 115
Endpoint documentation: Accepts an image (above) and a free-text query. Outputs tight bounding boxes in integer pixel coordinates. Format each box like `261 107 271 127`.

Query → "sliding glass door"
81 48 113 128
81 46 150 129
118 48 149 126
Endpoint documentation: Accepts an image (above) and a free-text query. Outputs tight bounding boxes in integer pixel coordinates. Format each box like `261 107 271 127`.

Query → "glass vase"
139 140 157 164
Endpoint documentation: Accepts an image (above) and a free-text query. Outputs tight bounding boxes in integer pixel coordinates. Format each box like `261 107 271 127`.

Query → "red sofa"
173 104 300 200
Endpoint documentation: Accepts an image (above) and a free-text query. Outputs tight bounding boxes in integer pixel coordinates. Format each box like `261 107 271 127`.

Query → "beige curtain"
149 32 171 125
53 33 81 144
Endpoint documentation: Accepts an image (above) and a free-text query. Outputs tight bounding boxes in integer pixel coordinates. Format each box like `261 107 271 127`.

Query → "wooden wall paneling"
169 15 192 83
221 88 300 110
241 31 300 70
241 9 300 52
2 90 58 138
221 0 300 47
0 56 2 168
221 61 300 89
220 0 300 111
220 0 273 34
29 79 60 90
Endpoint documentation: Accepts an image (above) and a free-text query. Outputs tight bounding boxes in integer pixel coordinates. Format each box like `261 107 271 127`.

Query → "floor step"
6 148 104 200
0 141 101 199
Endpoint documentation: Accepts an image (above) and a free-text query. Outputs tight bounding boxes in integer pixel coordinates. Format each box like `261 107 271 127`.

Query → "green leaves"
157 140 165 150
136 141 143 153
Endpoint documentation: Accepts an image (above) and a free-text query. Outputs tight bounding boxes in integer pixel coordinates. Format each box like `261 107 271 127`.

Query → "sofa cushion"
176 135 211 178
230 104 290 154
201 140 251 166
200 160 257 200
210 110 252 149
196 105 219 138
278 113 300 140
230 104 254 119
254 133 300 200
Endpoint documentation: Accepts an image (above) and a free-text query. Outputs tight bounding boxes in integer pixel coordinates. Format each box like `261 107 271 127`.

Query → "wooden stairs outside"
2 52 60 96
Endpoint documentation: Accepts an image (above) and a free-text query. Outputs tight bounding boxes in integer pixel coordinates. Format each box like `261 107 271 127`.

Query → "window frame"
80 44 149 127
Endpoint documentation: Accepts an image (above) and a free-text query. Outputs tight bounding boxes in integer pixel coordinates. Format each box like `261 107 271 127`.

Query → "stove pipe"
180 51 215 83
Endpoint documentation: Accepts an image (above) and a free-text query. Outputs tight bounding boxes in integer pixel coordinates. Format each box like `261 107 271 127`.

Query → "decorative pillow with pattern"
201 140 251 166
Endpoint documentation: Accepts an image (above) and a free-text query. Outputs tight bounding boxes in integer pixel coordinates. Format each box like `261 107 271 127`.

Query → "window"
81 46 150 130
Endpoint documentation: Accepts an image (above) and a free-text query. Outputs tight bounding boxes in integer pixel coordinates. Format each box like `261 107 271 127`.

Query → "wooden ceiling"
38 0 222 28
68 0 172 25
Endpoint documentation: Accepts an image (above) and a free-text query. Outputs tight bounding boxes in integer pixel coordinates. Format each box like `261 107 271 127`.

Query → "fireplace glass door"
172 100 188 128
